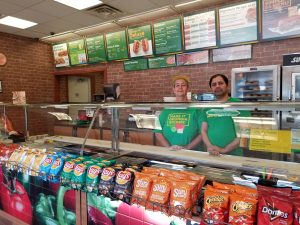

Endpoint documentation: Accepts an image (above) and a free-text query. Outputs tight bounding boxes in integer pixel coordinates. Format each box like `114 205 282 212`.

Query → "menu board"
153 18 183 55
124 58 148 71
176 50 209 66
184 11 216 50
262 0 300 40
52 43 70 67
106 30 128 61
219 1 258 45
148 55 176 69
128 25 153 58
213 45 252 62
86 35 106 63
68 39 87 66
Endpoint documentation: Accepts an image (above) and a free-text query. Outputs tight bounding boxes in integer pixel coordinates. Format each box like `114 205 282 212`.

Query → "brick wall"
106 38 300 102
0 32 54 134
0 32 54 103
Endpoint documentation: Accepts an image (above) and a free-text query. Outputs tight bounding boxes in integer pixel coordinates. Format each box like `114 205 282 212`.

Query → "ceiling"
0 0 226 43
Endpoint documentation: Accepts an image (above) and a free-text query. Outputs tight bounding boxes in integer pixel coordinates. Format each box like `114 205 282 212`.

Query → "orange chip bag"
169 179 197 217
147 177 171 213
131 172 156 206
167 170 188 180
213 181 235 193
228 194 258 225
234 185 258 199
206 185 230 194
203 188 229 224
142 167 161 176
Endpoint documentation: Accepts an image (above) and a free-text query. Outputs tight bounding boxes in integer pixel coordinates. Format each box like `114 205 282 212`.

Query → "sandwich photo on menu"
269 14 300 34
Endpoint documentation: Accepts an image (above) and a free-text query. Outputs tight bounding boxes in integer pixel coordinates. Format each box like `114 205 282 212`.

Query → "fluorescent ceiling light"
175 0 202 7
0 16 37 29
54 0 103 10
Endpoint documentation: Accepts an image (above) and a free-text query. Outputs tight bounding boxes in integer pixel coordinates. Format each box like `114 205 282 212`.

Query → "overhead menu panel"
153 18 183 55
184 10 216 50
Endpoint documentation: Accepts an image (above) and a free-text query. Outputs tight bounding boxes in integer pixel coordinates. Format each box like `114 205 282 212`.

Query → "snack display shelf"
41 136 300 184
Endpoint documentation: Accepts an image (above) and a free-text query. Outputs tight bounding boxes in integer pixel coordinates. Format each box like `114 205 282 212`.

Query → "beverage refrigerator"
231 65 281 101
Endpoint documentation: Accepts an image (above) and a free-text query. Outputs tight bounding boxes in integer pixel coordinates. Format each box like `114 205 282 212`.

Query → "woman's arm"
185 134 202 150
155 133 170 147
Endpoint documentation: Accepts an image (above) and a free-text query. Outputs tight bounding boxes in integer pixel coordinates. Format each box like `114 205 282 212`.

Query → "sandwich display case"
0 101 299 225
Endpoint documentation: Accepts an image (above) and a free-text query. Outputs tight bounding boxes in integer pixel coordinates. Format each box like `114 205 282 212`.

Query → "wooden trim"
81 192 88 225
0 209 29 225
53 66 107 103
53 65 107 76
75 190 82 225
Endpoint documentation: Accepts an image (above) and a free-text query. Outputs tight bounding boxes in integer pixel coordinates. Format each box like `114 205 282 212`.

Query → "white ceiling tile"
16 29 46 38
108 0 156 14
30 0 77 18
40 32 81 43
0 1 24 15
29 23 58 35
1 0 45 7
149 0 180 7
0 24 21 34
62 12 104 27
13 8 57 24
74 22 121 36
42 18 82 33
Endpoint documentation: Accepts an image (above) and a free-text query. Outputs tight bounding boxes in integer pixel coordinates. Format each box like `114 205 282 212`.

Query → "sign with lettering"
153 18 183 54
219 1 258 45
106 30 128 61
68 39 87 66
283 53 300 66
183 10 216 50
86 35 107 63
123 58 148 71
128 25 153 57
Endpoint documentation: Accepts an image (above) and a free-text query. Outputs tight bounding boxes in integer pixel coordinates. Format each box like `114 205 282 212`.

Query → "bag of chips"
228 194 258 225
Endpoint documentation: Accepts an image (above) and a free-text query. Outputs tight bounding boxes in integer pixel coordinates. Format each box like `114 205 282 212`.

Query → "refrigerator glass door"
234 70 274 101
292 73 300 100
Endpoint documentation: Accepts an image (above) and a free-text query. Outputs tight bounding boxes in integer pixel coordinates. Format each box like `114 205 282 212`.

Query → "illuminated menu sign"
262 0 300 40
184 11 216 50
219 1 258 45
153 18 183 55
128 25 153 58
86 35 107 63
106 30 128 61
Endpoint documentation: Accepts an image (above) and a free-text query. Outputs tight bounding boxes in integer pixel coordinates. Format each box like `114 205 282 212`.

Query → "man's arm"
201 122 222 155
219 137 240 154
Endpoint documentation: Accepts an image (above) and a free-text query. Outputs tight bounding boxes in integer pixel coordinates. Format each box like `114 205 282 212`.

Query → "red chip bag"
258 192 293 225
228 194 258 225
257 185 292 196
294 202 300 225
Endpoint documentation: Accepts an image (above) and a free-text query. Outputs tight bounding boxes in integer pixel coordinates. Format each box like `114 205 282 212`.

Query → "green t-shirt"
202 98 251 156
154 108 202 149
